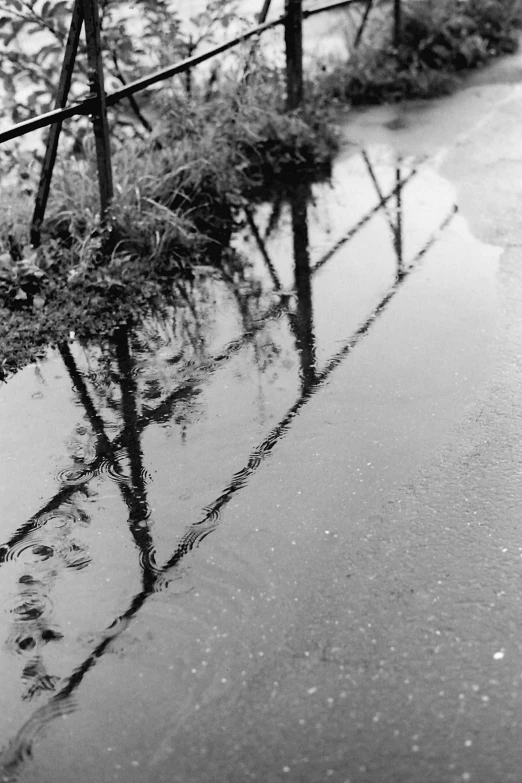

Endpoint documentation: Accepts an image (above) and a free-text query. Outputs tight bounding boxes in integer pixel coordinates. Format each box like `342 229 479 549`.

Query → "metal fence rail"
0 0 387 244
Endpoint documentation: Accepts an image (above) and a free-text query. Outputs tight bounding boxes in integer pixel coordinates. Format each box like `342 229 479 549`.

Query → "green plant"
325 0 522 104
0 41 339 321
0 0 240 176
399 0 522 70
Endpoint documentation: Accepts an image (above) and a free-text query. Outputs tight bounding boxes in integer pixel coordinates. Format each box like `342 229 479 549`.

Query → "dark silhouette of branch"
111 51 153 133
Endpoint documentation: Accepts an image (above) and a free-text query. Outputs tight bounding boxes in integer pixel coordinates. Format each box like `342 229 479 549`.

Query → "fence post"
284 0 303 111
30 0 83 247
394 0 402 49
83 0 113 220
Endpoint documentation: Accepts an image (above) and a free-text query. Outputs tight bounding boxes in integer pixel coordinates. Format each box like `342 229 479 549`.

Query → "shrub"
327 0 522 104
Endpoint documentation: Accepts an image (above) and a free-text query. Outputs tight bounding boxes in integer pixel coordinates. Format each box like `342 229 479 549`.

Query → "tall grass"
0 53 338 348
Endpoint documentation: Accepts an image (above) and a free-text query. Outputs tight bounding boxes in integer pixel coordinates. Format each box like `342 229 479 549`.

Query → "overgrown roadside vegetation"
0 0 339 377
0 61 338 377
327 0 522 103
1 0 522 379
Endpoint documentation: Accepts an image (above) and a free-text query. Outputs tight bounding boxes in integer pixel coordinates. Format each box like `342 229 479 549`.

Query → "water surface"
0 146 500 782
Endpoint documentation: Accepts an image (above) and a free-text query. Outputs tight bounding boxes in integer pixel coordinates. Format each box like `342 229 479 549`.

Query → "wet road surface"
1 69 522 781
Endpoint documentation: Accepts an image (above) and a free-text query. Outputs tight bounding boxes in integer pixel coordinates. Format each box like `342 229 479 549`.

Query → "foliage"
0 0 240 175
0 0 238 116
327 0 522 104
0 45 338 365
399 0 522 69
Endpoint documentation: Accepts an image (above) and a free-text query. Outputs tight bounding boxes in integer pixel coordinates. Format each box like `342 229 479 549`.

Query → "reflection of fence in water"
0 153 457 776
0 156 439 617
0 150 419 578
0 0 377 245
0 154 444 614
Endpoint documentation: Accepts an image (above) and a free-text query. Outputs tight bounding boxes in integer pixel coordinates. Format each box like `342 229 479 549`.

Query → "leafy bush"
400 0 522 70
324 46 458 105
327 0 522 104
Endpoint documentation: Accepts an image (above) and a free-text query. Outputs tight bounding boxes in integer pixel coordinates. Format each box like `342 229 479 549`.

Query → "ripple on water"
137 546 162 576
4 592 52 622
5 631 38 656
18 574 44 586
37 503 91 528
55 466 95 486
2 541 56 565
153 566 194 595
64 542 91 571
98 447 153 486
97 451 131 485
141 466 153 483
5 623 65 657
2 536 91 571
36 510 78 531
0 693 77 774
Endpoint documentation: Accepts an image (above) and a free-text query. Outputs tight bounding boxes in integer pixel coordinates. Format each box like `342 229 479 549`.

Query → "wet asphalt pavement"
3 52 522 783
145 63 522 783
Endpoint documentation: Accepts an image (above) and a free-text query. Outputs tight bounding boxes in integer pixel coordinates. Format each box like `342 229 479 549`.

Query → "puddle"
0 147 500 781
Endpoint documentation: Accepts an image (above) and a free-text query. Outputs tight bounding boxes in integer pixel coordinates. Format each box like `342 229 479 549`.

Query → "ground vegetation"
328 0 522 103
1 0 522 378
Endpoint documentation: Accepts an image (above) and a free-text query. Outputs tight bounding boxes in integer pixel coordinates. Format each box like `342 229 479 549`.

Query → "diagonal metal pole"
83 0 113 220
362 152 404 272
312 165 419 274
395 161 404 276
361 150 395 229
30 0 84 248
264 190 284 240
257 0 272 23
244 207 282 291
354 0 374 48
241 0 274 83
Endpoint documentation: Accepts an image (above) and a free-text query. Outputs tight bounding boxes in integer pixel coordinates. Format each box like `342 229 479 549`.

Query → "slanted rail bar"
0 14 286 146
0 0 376 238
304 0 367 17
0 0 374 145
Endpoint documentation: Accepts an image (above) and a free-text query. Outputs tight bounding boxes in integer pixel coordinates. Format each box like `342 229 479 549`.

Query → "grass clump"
327 0 522 104
0 59 338 378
